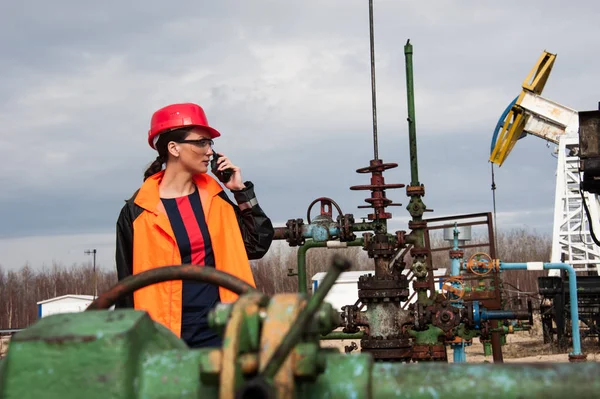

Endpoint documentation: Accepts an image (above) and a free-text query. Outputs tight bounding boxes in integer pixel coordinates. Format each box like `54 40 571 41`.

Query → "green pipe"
296 239 364 294
352 221 378 232
404 40 430 303
371 362 600 398
404 39 419 186
320 331 365 340
483 341 492 357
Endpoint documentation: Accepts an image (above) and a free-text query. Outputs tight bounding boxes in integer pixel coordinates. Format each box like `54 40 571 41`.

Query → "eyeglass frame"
174 138 214 149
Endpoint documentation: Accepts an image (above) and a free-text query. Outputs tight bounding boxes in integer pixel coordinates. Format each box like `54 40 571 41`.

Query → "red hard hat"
147 103 221 149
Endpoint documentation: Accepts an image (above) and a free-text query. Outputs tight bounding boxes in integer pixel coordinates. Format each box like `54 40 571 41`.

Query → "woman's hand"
213 153 245 191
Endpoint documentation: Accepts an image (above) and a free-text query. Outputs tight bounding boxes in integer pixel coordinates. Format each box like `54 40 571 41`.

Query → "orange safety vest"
130 171 256 337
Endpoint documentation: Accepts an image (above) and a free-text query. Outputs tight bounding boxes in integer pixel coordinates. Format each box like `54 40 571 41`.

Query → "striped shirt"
161 187 221 348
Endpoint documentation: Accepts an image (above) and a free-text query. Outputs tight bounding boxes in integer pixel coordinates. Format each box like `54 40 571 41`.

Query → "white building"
36 295 97 318
311 268 447 311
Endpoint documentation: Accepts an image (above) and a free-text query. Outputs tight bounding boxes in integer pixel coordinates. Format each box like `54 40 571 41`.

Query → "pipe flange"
411 344 447 361
360 337 411 349
365 233 398 258
357 274 409 289
408 220 427 230
434 308 460 332
337 214 356 242
412 280 430 290
410 247 429 257
358 288 410 302
406 184 425 197
395 230 407 247
285 218 305 247
569 354 588 363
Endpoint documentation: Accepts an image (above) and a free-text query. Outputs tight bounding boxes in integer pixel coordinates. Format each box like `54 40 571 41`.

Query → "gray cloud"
0 0 598 269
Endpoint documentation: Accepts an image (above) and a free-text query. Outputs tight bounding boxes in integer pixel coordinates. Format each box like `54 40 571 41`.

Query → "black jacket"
115 180 274 308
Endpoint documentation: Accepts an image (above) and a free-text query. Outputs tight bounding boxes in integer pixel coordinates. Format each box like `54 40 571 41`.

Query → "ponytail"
143 155 165 181
142 127 191 181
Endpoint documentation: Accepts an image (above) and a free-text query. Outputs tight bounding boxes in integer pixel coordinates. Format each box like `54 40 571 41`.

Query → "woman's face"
173 127 215 174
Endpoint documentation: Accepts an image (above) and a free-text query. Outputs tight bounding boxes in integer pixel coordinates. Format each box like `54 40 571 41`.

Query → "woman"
115 102 274 348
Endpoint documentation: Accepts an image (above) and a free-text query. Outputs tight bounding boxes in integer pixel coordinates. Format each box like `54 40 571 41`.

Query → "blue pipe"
450 225 466 362
452 342 466 363
490 96 518 155
473 301 529 328
500 262 583 356
451 225 461 276
301 224 340 242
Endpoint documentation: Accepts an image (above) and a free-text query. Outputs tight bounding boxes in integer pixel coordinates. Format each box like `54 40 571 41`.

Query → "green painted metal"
141 349 217 398
3 309 600 398
0 310 187 399
371 362 600 398
403 40 430 304
300 353 373 399
295 239 364 294
456 324 479 341
261 255 350 381
409 324 445 345
404 39 419 187
483 341 493 356
352 221 378 232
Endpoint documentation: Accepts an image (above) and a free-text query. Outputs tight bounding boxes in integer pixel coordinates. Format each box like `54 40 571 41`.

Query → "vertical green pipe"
404 40 428 303
483 341 492 357
297 241 326 294
404 39 419 186
296 239 365 294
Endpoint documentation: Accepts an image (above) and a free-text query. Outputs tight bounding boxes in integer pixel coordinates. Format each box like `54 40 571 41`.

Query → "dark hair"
143 128 191 181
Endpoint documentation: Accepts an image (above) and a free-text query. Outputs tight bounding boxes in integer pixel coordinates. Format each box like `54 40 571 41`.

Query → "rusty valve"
440 276 465 302
466 252 499 276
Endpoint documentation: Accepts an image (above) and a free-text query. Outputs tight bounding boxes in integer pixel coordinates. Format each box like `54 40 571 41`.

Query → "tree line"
0 228 551 329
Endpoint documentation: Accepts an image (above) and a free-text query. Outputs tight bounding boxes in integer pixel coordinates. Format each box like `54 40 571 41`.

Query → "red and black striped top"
161 188 221 348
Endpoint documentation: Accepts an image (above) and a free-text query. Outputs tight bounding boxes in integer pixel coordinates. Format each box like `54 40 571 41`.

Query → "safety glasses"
175 138 214 149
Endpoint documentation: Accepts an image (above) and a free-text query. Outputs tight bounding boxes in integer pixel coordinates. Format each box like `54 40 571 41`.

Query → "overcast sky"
0 0 599 271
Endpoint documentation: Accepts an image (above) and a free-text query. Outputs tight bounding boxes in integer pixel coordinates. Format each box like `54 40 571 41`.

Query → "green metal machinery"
1 257 600 399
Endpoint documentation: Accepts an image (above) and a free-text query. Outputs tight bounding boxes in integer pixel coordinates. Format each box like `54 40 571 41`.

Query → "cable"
580 187 600 247
490 163 500 258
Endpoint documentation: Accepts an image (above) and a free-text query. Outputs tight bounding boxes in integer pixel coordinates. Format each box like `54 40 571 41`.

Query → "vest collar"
134 170 223 215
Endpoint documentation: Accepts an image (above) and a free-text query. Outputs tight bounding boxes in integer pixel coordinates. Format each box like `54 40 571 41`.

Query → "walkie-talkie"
210 152 233 183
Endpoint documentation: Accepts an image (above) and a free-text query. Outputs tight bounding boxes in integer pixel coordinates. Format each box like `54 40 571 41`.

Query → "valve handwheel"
306 197 344 224
441 276 465 302
466 252 496 276
86 265 261 310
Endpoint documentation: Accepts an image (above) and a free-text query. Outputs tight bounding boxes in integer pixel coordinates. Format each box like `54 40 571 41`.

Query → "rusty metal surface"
411 344 447 361
361 337 412 361
86 265 260 311
284 218 305 247
272 227 288 241
406 184 425 196
491 321 504 364
306 197 343 224
569 353 588 362
408 220 427 230
337 214 356 242
350 159 405 220
449 249 464 259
